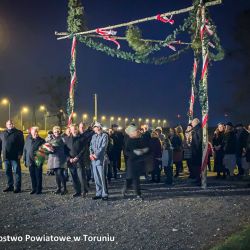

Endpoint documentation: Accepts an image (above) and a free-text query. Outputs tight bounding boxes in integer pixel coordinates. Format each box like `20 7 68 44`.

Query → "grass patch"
211 225 250 250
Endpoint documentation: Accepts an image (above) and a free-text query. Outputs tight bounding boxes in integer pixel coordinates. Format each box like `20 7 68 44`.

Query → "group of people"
0 118 249 200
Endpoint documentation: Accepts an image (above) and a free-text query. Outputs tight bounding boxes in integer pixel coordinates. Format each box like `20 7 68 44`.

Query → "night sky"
0 0 249 126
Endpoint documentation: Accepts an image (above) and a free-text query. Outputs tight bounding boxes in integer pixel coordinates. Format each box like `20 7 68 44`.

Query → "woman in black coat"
212 123 226 178
122 125 150 199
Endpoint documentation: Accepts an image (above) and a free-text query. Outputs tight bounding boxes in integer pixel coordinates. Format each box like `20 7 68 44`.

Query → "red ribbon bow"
96 28 120 49
156 14 174 25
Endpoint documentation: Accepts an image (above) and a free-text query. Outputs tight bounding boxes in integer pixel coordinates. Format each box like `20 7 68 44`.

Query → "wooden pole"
56 0 222 40
94 93 98 122
200 4 209 189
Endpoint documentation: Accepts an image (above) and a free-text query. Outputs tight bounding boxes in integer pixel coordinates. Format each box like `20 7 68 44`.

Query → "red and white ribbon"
202 113 208 128
68 112 73 126
200 20 214 40
71 36 77 58
208 42 215 48
189 86 195 117
201 53 209 79
96 28 120 49
69 71 77 96
166 43 176 51
193 58 198 80
200 142 209 172
156 14 174 25
68 36 77 127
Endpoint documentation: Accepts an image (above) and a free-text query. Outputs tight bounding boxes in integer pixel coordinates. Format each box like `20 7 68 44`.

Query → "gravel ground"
0 170 249 250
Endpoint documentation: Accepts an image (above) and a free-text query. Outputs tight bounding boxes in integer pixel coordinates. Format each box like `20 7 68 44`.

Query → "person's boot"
3 186 14 192
53 189 61 194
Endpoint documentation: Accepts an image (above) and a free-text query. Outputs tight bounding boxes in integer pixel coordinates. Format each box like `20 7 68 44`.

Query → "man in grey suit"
90 122 109 201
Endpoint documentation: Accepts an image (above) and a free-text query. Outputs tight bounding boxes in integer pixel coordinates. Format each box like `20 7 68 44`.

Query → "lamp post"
110 116 114 127
39 105 48 132
101 116 106 126
117 117 121 126
163 120 167 127
20 107 29 131
124 118 128 127
83 113 88 123
1 98 11 120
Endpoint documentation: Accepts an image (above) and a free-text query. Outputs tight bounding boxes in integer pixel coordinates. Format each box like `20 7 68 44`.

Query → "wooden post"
200 3 209 189
94 93 98 121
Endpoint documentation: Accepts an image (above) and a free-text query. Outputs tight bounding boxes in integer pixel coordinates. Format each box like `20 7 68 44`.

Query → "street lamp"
163 120 167 127
83 113 88 122
145 119 149 124
158 119 161 126
117 117 121 125
152 119 156 127
20 107 29 131
1 98 11 120
110 116 114 127
101 116 106 125
39 105 48 132
124 117 128 127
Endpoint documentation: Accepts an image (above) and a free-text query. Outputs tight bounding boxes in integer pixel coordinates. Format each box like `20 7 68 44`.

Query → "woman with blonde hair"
46 126 67 195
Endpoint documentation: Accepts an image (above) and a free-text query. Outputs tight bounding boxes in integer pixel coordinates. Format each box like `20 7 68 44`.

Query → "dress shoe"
53 189 61 194
30 190 36 194
102 196 108 201
3 186 14 192
61 190 68 195
36 191 42 195
72 193 81 198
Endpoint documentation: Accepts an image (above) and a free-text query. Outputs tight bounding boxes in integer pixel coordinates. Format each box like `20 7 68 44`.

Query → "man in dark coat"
122 125 150 199
235 124 249 176
191 118 202 185
64 124 88 197
111 124 124 173
79 123 94 185
23 127 45 194
0 120 24 193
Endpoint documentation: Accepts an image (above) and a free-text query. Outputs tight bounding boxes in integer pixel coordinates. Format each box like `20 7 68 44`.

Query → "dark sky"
0 0 249 126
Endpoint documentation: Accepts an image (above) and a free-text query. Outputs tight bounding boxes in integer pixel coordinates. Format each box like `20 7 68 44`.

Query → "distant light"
83 113 88 119
73 112 77 118
1 98 9 105
146 119 149 123
118 126 123 130
125 118 128 122
101 116 106 121
118 117 121 121
103 126 107 130
39 105 46 111
22 107 29 113
110 116 114 121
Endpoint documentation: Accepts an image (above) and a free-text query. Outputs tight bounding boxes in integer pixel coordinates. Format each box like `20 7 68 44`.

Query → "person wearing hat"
123 125 150 199
222 122 237 178
90 122 109 200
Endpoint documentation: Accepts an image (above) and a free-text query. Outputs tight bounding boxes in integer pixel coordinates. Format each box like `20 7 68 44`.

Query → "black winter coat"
23 136 45 166
125 136 150 179
191 123 202 166
236 128 249 156
223 131 237 154
0 128 24 161
64 134 87 161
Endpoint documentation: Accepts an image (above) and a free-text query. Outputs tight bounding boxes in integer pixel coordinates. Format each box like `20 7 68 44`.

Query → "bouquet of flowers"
34 138 60 167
